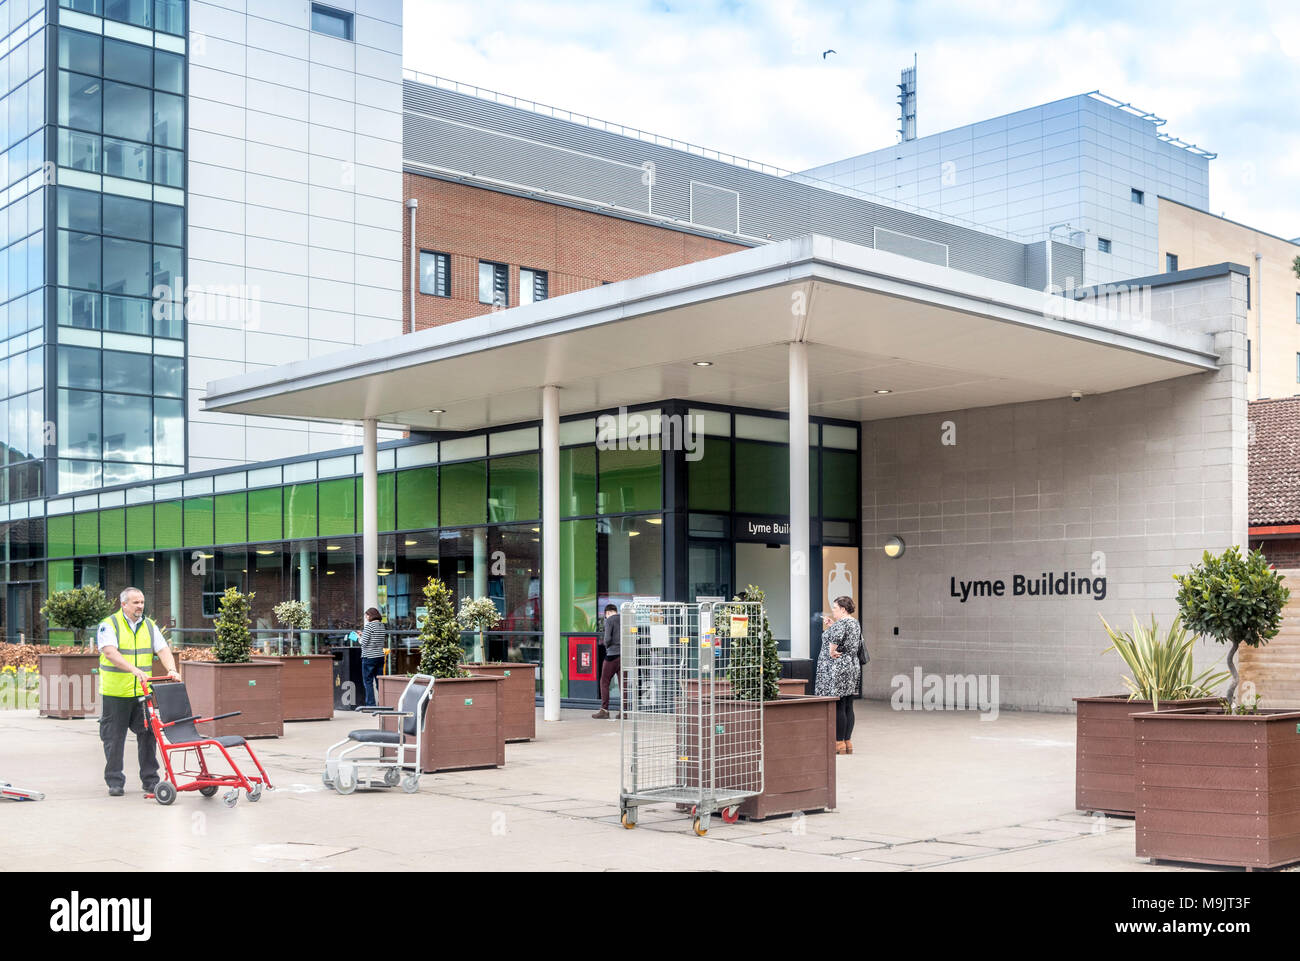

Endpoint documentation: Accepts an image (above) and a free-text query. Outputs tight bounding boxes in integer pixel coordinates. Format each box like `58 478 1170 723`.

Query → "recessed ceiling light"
326 570 335 575
405 539 417 546
693 361 713 367
256 549 274 555
628 530 640 537
874 389 892 394
429 408 446 414
326 544 341 551
645 518 662 525
378 568 393 575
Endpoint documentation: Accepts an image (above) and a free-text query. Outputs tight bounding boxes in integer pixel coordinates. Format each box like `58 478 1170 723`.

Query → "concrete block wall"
859 272 1247 711
185 0 405 472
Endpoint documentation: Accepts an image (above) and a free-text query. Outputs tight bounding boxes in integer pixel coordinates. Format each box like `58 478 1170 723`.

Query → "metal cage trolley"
618 600 764 836
323 673 435 794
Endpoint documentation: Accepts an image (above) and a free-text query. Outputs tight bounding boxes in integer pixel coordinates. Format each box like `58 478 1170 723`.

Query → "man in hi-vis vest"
97 587 180 796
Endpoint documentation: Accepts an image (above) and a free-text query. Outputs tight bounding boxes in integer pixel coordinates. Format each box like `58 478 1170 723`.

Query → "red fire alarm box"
569 637 597 681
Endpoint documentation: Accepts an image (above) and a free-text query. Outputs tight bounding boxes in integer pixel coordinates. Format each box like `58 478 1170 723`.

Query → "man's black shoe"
108 787 125 796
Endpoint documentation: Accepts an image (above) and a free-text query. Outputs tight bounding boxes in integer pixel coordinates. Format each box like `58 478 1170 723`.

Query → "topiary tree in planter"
40 585 116 646
1173 546 1289 707
457 596 501 664
273 599 312 654
213 586 255 664
417 577 469 679
726 584 781 702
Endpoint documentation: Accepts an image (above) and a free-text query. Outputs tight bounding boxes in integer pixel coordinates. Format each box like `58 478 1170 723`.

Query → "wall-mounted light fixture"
884 535 906 558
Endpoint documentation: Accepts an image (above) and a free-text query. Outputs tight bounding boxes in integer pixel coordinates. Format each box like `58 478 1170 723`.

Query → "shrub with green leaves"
1099 613 1229 710
213 586 255 664
417 578 468 679
458 595 502 663
724 584 781 702
40 586 117 644
1173 546 1289 707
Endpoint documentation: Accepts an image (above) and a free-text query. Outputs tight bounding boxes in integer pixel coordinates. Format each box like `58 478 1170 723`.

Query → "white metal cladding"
874 227 949 267
690 181 740 234
402 78 1086 290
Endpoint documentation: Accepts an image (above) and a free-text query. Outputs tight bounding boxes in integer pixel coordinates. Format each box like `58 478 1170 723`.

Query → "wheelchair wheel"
321 771 333 788
400 774 420 794
383 767 401 788
199 785 219 798
248 783 263 802
154 781 176 806
335 765 357 796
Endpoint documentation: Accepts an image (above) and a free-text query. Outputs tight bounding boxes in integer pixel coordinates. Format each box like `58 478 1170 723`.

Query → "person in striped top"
360 607 386 707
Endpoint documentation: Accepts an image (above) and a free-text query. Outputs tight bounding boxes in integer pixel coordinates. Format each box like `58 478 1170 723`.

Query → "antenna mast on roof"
898 53 917 142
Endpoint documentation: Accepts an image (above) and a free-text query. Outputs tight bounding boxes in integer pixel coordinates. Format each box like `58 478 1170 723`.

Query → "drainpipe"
407 198 419 334
1254 252 1262 399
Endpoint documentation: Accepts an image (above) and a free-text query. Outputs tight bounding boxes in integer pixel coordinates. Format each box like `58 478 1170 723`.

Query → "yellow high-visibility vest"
99 611 158 698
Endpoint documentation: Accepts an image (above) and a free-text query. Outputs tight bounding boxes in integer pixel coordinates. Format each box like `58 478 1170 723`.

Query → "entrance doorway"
734 542 790 649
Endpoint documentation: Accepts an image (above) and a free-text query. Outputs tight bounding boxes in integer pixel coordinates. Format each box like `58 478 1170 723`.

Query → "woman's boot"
835 741 847 755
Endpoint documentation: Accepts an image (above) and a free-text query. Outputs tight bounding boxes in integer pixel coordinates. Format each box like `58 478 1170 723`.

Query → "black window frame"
419 250 451 298
1097 237 1111 253
311 3 354 41
1166 253 1178 273
1131 188 1144 205
520 267 548 304
478 260 508 307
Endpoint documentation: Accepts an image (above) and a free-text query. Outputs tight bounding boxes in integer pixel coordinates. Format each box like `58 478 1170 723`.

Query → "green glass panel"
355 473 396 532
734 441 788 515
74 512 98 556
47 515 74 558
396 467 438 530
318 478 355 537
561 518 597 634
49 559 75 593
214 492 247 544
154 501 182 549
285 483 317 540
183 496 214 546
560 446 597 517
441 461 487 527
688 437 731 511
822 449 858 519
248 487 282 542
598 448 661 514
810 453 819 517
99 508 126 554
125 504 153 553
489 453 539 522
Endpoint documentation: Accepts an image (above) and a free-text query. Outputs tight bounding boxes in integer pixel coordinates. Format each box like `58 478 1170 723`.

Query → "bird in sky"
822 49 836 58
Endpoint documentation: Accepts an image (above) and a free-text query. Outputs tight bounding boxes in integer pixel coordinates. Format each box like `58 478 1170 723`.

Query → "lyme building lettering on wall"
949 571 1108 603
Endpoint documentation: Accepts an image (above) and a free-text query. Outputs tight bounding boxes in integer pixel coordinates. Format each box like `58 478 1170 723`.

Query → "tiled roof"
1250 397 1300 527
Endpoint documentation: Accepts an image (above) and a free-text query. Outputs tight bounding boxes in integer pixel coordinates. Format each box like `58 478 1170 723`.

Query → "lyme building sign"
949 571 1108 603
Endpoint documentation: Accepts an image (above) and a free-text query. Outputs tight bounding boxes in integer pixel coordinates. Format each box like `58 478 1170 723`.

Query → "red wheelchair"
141 676 273 807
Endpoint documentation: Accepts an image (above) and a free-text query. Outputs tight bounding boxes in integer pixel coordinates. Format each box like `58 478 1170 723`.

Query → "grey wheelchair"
322 674 434 795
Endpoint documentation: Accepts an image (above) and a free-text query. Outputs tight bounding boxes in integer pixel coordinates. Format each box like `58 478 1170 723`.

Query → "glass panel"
560 518 596 633
153 244 182 292
58 128 102 172
560 445 596 517
153 355 182 397
311 5 352 39
154 50 184 93
735 441 787 514
597 448 661 514
57 388 100 457
395 466 437 530
103 136 150 180
317 478 355 537
687 436 730 511
103 38 152 86
153 147 182 187
102 236 151 296
152 92 183 148
153 397 183 465
489 453 539 522
59 29 102 75
440 460 486 527
105 0 151 28
600 515 662 607
688 539 732 601
100 507 126 554
822 449 858 519
104 294 151 335
102 80 150 142
355 472 396 532
102 392 150 462
248 487 282 542
57 345 100 389
153 203 182 246
284 482 317 540
58 231 101 290
103 194 151 240
154 0 186 35
154 500 181 549
104 460 151 486
126 503 154 552
183 495 213 546
102 350 150 394
47 514 74 558
491 525 540 633
74 511 98 555
59 71 102 132
213 491 246 544
58 187 100 232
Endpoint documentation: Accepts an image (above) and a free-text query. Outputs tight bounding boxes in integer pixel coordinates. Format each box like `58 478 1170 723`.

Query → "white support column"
541 386 562 720
789 342 811 660
362 418 379 614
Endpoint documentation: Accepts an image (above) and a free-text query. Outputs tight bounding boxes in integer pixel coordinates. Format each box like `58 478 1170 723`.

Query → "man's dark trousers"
598 656 622 712
101 694 159 791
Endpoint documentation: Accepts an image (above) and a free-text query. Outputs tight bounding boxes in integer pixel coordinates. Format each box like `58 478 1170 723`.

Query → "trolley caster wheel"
721 806 740 824
621 812 637 829
248 783 263 802
154 781 176 806
383 767 401 788
321 771 334 789
222 790 239 808
400 774 420 794
692 817 707 837
199 785 219 798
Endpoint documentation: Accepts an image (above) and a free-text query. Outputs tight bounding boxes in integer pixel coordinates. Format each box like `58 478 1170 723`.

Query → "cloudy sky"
403 0 1300 241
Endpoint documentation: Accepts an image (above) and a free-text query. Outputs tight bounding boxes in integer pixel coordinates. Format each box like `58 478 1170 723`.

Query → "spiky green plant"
417 578 468 679
1099 613 1230 711
213 586 254 664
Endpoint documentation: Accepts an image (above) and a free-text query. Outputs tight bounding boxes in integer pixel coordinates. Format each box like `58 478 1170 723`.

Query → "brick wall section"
401 174 745 331
1255 538 1300 568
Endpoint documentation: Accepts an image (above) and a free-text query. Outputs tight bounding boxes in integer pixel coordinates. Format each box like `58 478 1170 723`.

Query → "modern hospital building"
0 0 1266 714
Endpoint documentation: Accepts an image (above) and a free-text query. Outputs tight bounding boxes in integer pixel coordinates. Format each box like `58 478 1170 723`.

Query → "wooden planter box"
1074 694 1221 816
777 678 808 697
180 660 284 739
252 655 334 721
466 663 537 741
1133 707 1300 870
37 653 100 719
741 694 838 820
378 674 505 773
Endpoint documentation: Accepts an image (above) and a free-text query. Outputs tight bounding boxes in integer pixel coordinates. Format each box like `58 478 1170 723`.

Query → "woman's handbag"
857 632 870 665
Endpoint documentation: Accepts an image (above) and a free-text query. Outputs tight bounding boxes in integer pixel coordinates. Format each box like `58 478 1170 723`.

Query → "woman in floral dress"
814 596 862 754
